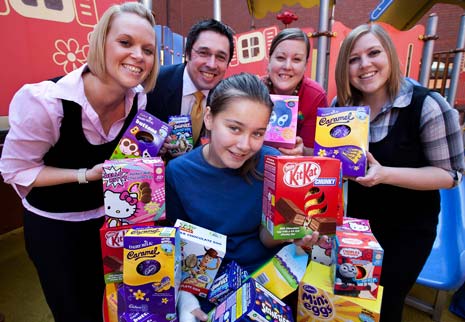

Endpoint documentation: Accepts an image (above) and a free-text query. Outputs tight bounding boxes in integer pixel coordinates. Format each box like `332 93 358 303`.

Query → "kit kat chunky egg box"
262 155 343 240
207 278 294 322
119 226 180 321
168 115 194 154
297 261 382 322
174 219 227 298
314 106 370 178
264 95 299 149
102 157 166 227
111 110 172 159
332 230 383 300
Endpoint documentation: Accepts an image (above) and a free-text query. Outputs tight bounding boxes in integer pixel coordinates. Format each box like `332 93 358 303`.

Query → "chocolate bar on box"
111 110 171 159
100 221 154 284
314 106 370 178
262 156 343 240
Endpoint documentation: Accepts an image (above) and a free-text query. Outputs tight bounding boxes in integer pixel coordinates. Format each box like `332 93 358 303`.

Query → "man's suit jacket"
146 63 185 123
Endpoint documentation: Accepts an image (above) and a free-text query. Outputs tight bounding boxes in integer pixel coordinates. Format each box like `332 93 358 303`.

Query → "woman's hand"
278 136 304 156
87 163 104 182
354 152 384 187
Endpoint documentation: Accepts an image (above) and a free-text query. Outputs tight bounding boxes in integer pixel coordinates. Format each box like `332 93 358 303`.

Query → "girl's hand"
292 230 321 252
278 136 304 156
178 290 208 322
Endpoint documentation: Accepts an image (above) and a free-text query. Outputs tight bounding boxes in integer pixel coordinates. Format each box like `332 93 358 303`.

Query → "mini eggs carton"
298 261 382 322
314 106 370 178
111 110 171 159
251 243 308 299
264 94 299 149
207 278 294 322
262 155 343 240
102 157 165 227
174 219 227 298
168 115 194 154
120 226 181 321
332 230 383 300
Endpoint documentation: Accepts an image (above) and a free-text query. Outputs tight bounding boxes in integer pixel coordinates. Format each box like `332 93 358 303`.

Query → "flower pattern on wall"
52 37 88 74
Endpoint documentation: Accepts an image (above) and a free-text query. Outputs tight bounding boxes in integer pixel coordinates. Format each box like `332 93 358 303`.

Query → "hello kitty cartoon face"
349 222 370 232
104 190 137 226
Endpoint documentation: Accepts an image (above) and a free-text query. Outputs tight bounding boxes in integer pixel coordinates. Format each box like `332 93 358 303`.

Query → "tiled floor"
0 227 463 322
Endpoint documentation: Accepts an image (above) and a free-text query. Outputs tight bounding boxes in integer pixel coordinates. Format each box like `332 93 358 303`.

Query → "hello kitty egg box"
102 157 165 228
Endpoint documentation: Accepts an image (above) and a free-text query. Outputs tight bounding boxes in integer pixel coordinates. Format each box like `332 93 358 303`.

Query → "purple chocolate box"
111 110 172 159
314 106 370 178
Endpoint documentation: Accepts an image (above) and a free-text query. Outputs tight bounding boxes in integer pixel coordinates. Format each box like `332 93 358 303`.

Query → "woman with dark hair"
263 28 329 156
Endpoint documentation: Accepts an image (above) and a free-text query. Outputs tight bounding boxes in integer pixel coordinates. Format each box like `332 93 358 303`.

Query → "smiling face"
348 32 390 99
104 12 156 91
185 30 230 91
203 98 270 169
267 39 307 95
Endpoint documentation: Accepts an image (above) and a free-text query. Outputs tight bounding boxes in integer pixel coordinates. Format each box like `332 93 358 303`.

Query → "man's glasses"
191 47 228 64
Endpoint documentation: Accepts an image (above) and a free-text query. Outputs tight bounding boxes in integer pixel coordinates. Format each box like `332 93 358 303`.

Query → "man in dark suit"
146 19 234 157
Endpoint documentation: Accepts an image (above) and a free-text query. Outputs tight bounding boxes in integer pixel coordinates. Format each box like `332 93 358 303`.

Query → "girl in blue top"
165 73 318 321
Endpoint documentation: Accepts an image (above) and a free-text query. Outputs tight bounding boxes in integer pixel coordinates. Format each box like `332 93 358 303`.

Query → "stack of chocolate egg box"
297 217 384 322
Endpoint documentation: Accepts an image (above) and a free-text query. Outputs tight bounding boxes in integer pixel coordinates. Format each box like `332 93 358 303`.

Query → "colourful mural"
0 0 125 116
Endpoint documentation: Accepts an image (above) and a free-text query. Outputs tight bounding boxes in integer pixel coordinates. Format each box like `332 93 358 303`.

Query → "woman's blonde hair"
335 23 404 106
87 2 159 92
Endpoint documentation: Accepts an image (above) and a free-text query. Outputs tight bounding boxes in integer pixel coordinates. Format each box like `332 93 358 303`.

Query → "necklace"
266 76 301 96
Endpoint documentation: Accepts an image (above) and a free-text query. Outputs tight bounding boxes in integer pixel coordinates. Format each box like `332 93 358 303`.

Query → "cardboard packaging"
120 226 181 321
111 110 171 159
100 222 155 284
207 278 294 322
102 157 165 227
314 106 370 178
298 261 382 322
251 243 308 299
332 230 383 300
168 115 194 154
264 95 299 149
262 155 343 240
208 261 249 305
174 219 227 298
337 217 372 234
